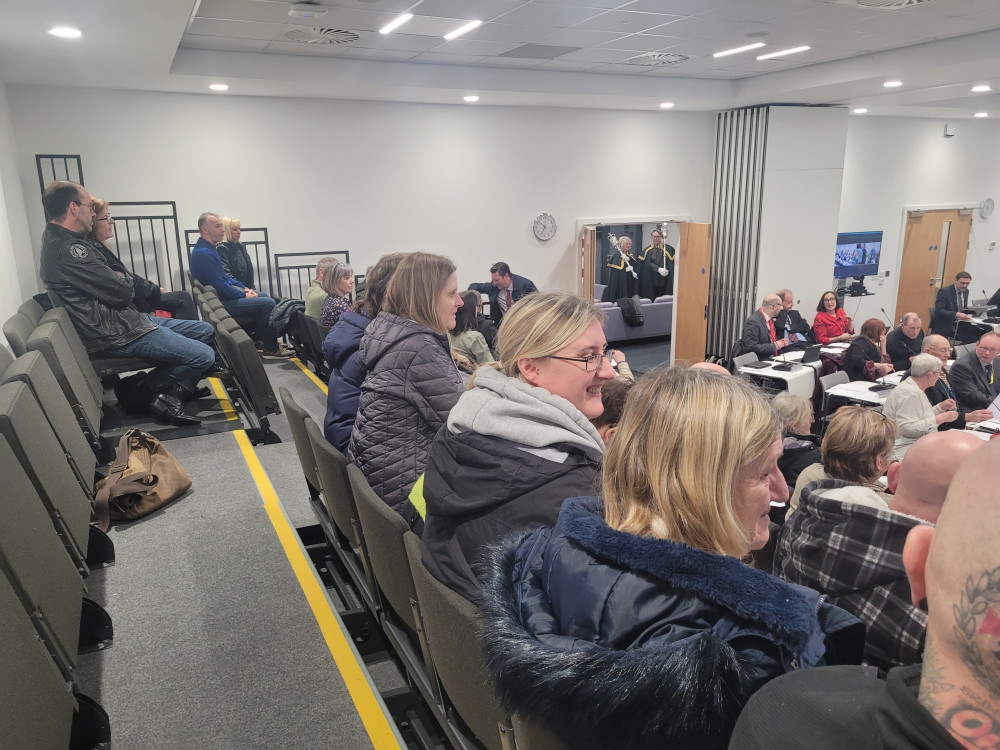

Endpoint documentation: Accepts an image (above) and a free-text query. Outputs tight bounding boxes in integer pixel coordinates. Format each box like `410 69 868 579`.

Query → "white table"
970 418 1000 441
738 360 816 398
826 373 904 406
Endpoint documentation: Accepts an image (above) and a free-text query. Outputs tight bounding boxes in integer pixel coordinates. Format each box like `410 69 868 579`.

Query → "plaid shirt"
774 479 928 672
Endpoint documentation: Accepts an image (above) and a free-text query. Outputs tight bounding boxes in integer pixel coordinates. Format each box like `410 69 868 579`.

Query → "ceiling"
1 0 999 116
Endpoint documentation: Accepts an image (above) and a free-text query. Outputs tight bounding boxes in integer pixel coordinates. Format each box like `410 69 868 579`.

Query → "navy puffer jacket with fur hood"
348 312 463 513
479 496 865 750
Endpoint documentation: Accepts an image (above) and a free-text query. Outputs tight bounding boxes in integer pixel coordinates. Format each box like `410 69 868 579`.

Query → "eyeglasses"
548 348 614 371
73 200 97 212
95 216 114 223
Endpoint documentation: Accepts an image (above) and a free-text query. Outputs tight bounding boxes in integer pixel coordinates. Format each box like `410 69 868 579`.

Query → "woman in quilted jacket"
348 252 465 514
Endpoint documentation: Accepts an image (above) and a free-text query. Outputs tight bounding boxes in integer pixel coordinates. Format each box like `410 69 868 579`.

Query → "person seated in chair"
741 294 789 360
772 289 812 348
39 181 214 425
920 334 994 428
886 312 924 372
949 331 1000 411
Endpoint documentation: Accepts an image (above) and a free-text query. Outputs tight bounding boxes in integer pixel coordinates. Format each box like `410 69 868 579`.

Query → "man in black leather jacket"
38 181 214 425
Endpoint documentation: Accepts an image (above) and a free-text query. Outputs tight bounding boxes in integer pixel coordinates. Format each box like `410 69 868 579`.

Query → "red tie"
767 315 776 343
506 288 513 310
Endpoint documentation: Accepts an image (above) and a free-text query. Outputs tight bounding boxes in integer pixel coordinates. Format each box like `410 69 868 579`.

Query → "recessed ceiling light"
756 46 810 61
380 13 413 34
444 20 482 41
974 112 989 118
659 102 675 109
209 83 229 91
713 42 765 58
48 26 82 39
883 80 903 88
972 84 991 93
464 95 479 103
853 108 868 114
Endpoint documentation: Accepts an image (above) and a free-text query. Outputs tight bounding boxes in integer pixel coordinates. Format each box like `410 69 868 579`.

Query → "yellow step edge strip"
207 377 239 421
233 430 402 749
290 357 329 395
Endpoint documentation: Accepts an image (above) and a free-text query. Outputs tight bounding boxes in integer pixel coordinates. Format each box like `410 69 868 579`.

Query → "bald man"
690 361 731 375
741 294 789 360
733 436 995 749
773 431 983 672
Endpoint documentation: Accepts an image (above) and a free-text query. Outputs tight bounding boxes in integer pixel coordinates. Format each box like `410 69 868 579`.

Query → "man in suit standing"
949 331 1000 411
468 261 538 326
772 289 811 347
741 294 789 359
930 271 973 336
886 312 924 372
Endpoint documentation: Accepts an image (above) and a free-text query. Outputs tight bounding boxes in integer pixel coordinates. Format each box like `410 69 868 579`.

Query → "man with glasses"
740 293 790 360
886 312 924 372
920 335 993 428
949 331 1000 411
39 181 213 425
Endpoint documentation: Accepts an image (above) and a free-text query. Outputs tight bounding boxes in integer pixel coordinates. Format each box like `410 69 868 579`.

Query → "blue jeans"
222 293 277 349
105 316 215 393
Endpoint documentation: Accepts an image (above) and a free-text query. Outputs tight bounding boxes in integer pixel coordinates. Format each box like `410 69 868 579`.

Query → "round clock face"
533 212 557 241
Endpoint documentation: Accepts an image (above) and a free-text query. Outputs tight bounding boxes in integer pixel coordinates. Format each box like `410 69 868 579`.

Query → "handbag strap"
93 429 157 530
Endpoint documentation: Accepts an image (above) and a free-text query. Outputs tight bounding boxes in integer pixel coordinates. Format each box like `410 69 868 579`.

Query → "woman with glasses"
87 197 199 320
882 352 959 458
418 291 613 600
478 368 864 749
812 290 854 344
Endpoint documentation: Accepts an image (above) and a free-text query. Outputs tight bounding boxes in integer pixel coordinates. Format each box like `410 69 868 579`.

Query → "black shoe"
184 386 212 401
149 392 201 425
205 354 232 378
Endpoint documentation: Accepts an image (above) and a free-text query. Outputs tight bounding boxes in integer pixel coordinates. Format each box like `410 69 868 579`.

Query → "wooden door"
580 226 596 299
673 223 712 364
894 209 971 329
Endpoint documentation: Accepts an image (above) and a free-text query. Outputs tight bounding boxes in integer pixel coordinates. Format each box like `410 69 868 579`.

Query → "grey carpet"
616 337 672 375
74 362 387 749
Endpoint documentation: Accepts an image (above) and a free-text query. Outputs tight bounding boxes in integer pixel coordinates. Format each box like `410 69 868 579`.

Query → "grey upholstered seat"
27 321 103 442
3 312 34 357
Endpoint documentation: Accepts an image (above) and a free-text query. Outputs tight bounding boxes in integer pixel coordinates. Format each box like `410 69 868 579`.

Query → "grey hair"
901 312 921 326
911 352 942 378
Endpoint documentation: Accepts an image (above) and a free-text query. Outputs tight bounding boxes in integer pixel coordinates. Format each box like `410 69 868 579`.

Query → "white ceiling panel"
474 56 547 67
195 0 291 24
351 32 446 52
410 51 490 65
533 27 630 47
337 47 423 60
622 0 736 14
263 40 351 56
312 0 414 11
414 0 525 22
533 59 603 71
310 7 400 32
696 0 817 24
558 46 635 63
431 38 522 55
460 23 549 43
187 18 288 40
590 62 657 74
529 0 631 8
596 32 684 51
180 34 272 52
491 3 608 27
406 15 484 36
572 10 685 34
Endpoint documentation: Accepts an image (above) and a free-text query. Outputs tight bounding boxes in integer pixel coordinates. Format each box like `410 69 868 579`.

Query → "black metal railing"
185 228 278 296
36 154 84 196
106 201 186 291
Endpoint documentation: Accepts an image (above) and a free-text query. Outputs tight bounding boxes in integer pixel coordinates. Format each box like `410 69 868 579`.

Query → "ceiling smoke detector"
627 52 690 66
835 0 938 8
288 3 329 19
284 27 361 44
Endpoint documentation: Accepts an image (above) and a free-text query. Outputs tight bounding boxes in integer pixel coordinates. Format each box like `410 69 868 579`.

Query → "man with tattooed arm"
729 436 1000 749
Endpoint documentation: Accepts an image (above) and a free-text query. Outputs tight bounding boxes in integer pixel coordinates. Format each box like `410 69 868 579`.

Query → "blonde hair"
382 252 456 334
822 406 897 484
771 392 812 434
494 291 604 378
222 216 241 243
603 368 779 557
86 196 110 245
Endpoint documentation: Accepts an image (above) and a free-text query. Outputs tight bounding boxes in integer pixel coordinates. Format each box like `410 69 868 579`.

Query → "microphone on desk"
880 308 894 330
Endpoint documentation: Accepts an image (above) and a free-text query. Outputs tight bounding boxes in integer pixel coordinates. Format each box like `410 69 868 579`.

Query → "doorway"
894 209 971 330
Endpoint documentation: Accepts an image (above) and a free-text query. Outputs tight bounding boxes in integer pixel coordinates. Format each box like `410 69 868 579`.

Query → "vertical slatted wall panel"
707 106 770 359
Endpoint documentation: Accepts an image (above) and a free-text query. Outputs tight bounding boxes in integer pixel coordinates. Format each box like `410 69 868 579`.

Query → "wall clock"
532 212 557 241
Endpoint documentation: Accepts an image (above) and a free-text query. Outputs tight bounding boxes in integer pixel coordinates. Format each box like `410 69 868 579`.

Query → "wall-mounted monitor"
834 230 883 279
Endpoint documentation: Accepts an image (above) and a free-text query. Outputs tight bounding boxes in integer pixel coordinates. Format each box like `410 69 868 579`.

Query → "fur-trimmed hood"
479 496 864 750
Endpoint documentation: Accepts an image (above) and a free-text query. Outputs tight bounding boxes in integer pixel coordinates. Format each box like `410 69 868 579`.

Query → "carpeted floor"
615 337 672 375
73 359 393 749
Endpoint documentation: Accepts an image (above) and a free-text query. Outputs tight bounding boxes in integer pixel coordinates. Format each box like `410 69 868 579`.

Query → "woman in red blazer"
812 291 854 344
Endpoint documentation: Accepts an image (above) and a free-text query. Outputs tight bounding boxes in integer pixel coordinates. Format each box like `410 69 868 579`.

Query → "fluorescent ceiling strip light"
49 26 82 38
756 45 810 60
659 102 675 109
713 42 764 58
853 108 868 114
974 112 988 118
464 95 479 102
380 13 413 34
209 83 229 91
883 80 903 87
971 84 991 92
444 20 482 40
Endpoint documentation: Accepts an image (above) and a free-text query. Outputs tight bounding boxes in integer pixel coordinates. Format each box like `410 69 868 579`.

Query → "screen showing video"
834 231 882 279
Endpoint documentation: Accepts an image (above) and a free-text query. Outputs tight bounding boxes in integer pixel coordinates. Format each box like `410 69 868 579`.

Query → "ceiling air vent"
835 0 937 8
627 52 690 66
284 27 361 44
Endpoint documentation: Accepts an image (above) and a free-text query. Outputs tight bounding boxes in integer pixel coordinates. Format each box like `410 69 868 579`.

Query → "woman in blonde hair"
348 252 465 514
217 217 256 291
480 368 864 750
417 291 614 600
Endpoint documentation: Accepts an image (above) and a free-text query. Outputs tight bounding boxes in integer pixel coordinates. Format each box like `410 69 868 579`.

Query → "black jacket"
468 274 537 325
844 337 885 382
741 310 778 359
39 223 155 353
777 432 821 492
480 496 865 750
885 326 923 372
931 284 966 336
773 309 812 339
949 351 997 411
216 241 255 289
925 374 967 430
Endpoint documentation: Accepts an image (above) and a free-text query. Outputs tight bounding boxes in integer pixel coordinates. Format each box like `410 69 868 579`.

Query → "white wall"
839 116 1000 325
756 105 849 312
0 84 35 322
6 85 716 295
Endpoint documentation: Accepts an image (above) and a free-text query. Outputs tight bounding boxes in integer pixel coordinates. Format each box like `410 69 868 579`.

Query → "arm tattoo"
953 565 1000 700
941 702 1000 749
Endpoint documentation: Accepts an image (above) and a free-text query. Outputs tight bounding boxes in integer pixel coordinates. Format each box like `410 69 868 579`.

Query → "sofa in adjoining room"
594 284 673 343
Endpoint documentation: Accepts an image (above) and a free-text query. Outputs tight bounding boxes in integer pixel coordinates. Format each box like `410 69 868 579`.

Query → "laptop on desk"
801 344 822 364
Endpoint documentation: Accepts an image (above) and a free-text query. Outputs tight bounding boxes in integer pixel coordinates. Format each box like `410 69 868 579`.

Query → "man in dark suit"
772 289 812 347
930 271 973 336
741 294 789 359
885 312 924 372
920 334 993 429
949 331 1000 411
468 261 538 325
